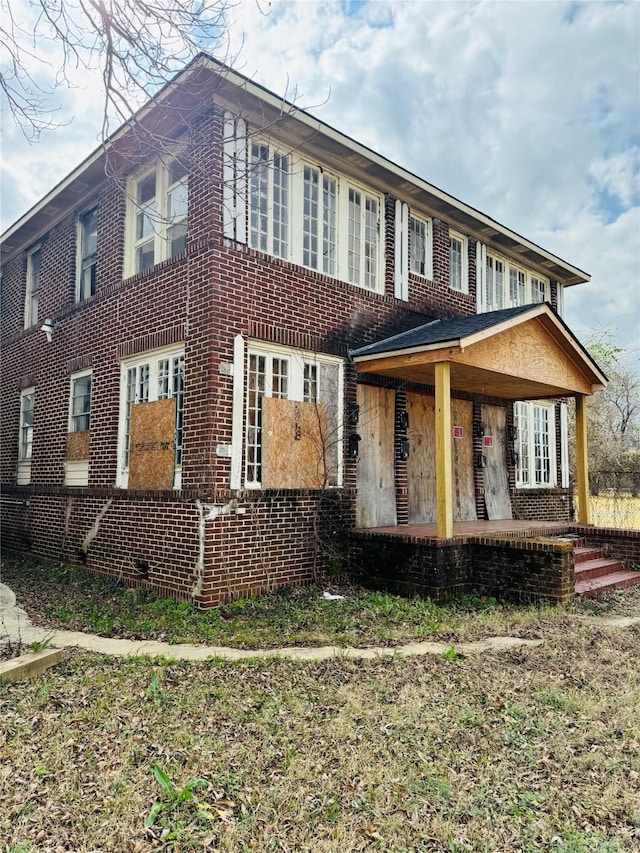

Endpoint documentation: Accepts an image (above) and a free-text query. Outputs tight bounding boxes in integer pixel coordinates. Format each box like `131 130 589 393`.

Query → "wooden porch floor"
353 519 572 544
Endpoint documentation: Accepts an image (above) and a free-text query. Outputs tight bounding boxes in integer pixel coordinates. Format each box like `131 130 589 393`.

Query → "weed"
29 633 53 652
442 645 462 663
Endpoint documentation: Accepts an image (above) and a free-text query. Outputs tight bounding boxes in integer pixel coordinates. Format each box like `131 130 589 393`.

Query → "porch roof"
351 303 607 400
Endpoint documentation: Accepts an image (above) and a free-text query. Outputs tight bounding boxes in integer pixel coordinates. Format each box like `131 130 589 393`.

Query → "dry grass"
1 618 639 852
590 494 640 531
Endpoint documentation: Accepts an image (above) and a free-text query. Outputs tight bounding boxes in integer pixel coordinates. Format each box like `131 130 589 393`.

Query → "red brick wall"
0 99 572 605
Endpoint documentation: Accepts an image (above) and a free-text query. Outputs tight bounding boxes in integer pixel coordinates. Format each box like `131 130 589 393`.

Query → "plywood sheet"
406 392 436 523
451 399 477 522
355 384 397 528
66 430 89 460
128 399 176 490
262 398 328 489
482 404 512 520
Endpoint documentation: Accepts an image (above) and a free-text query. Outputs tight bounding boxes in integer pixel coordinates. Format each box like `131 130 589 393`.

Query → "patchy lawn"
1 619 639 852
0 555 598 649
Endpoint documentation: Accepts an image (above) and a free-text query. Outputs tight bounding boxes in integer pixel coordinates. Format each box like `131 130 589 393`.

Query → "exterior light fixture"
40 319 54 343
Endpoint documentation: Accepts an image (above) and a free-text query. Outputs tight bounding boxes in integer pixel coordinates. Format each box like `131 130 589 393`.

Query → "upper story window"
409 214 432 278
77 208 97 301
126 156 188 277
24 246 41 328
240 137 384 293
485 252 549 311
449 230 468 293
302 165 337 276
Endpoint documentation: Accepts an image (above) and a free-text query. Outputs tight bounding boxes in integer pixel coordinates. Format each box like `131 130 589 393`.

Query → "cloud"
2 0 639 351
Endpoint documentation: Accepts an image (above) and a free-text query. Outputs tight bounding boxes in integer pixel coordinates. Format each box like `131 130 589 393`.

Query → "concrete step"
574 557 624 581
575 570 640 601
574 546 605 564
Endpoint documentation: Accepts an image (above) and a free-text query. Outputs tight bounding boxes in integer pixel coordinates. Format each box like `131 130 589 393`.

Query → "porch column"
435 361 453 538
575 394 591 524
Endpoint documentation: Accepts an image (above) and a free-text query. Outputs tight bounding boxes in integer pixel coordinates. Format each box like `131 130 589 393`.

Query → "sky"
1 0 639 362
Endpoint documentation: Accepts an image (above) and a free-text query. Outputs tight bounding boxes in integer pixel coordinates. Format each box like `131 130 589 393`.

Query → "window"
18 388 34 485
245 140 384 292
249 143 289 258
69 372 92 432
66 372 92 486
449 231 468 292
485 254 505 311
409 215 431 278
245 344 343 488
117 347 185 488
514 401 556 488
485 252 549 310
25 246 41 327
302 165 337 276
126 157 188 276
77 208 97 300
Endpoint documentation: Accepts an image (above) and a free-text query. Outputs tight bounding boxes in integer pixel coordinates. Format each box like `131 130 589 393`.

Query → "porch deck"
353 519 572 545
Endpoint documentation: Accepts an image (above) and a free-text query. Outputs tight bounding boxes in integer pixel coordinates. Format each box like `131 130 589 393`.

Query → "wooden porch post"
575 394 591 525
435 361 453 538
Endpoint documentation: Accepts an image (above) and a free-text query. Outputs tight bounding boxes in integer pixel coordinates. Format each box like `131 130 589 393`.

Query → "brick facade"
1 62 581 605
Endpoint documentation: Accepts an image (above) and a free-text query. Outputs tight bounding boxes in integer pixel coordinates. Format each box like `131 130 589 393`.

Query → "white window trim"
408 211 433 281
124 156 188 278
244 341 344 489
240 138 385 293
484 251 550 310
116 344 185 489
18 387 35 485
449 230 468 293
76 207 98 302
24 245 41 328
514 400 557 489
68 369 93 433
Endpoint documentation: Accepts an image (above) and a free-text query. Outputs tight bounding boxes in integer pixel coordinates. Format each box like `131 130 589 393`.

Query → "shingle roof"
350 304 537 358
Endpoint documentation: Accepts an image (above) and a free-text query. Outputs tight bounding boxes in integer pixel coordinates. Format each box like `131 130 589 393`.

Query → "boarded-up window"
245 346 343 488
128 399 176 489
262 398 328 488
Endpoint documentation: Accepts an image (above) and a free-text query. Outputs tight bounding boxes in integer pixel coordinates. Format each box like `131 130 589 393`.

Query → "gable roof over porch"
351 303 607 399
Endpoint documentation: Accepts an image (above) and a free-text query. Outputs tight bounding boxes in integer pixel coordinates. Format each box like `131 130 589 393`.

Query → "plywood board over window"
356 384 397 528
482 404 512 520
262 398 329 489
407 391 436 523
66 431 90 460
451 399 477 522
128 399 176 489
407 394 476 523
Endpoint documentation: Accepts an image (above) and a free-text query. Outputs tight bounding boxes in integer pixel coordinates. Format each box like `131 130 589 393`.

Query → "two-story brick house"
1 55 612 605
